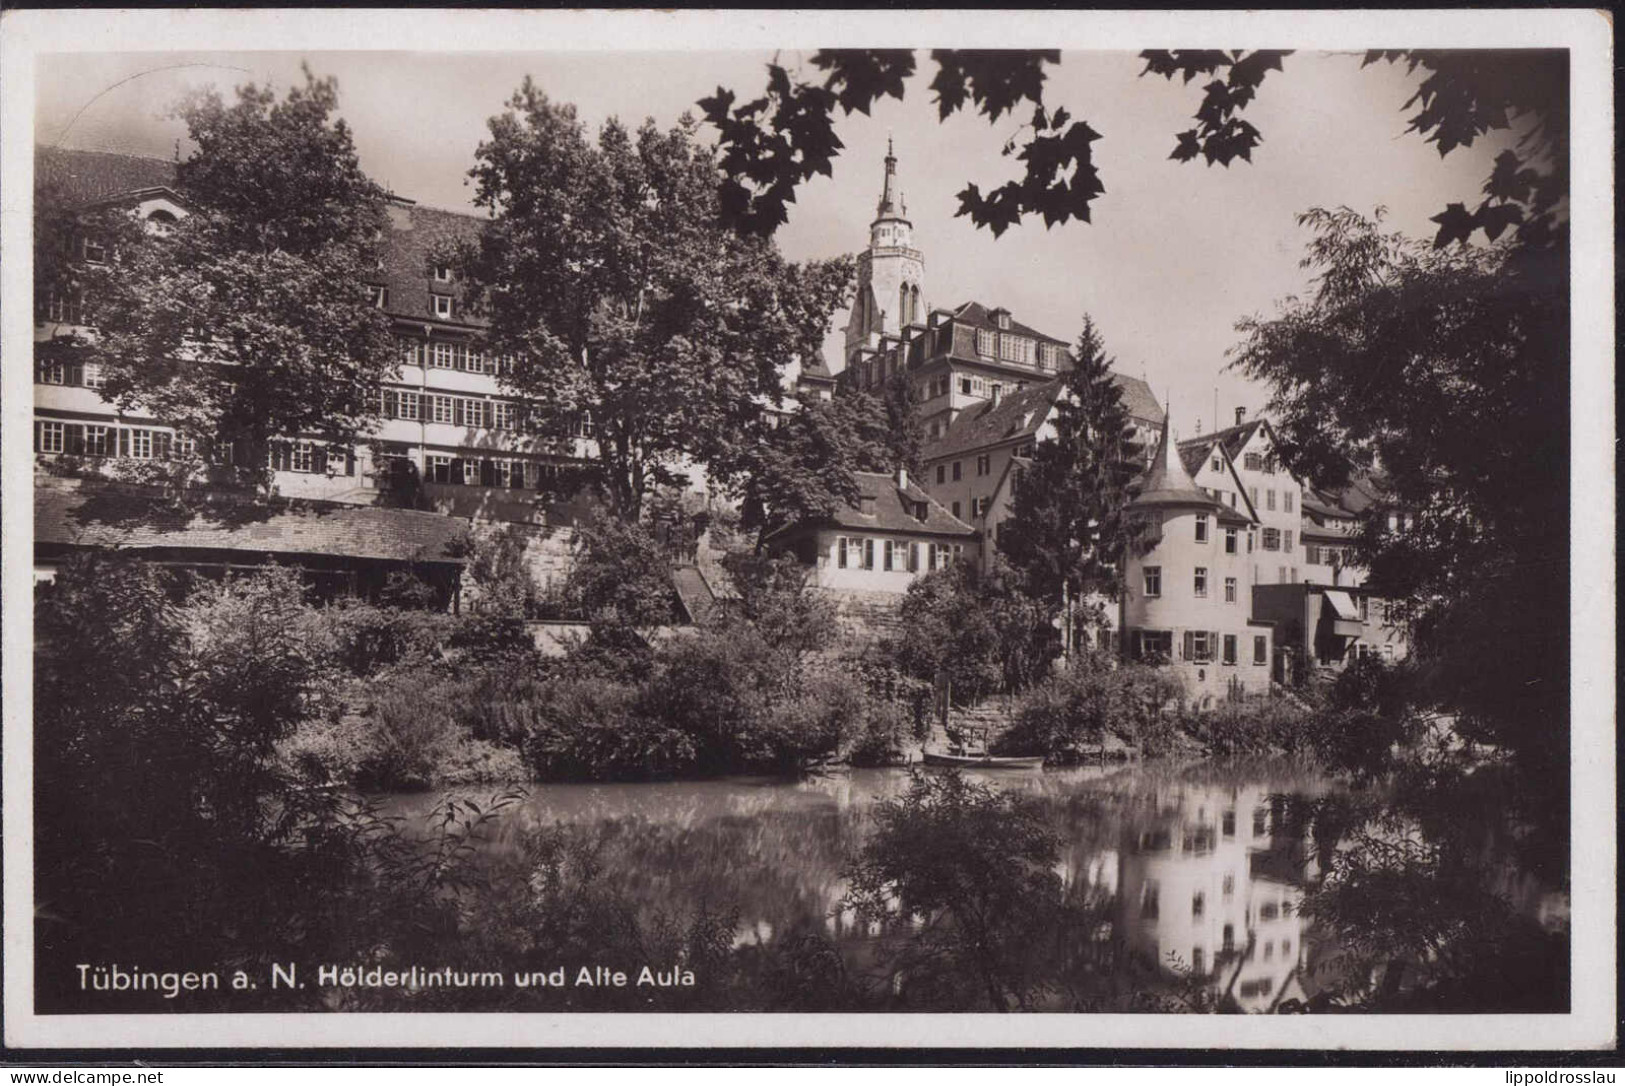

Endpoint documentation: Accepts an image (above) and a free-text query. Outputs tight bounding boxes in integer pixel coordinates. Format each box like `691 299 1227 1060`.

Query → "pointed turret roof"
1132 410 1235 515
874 136 908 223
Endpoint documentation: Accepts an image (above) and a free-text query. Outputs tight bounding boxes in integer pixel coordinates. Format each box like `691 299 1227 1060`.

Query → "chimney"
895 466 909 492
1235 406 1246 426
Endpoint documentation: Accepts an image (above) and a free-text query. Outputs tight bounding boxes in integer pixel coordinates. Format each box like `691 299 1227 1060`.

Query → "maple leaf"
1429 202 1477 247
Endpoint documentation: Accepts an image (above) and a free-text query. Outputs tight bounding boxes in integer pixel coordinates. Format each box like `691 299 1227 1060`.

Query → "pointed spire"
876 136 906 221
1132 406 1214 510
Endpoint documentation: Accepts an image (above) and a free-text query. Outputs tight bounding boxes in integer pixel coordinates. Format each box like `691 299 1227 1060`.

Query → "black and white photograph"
1 8 1613 1055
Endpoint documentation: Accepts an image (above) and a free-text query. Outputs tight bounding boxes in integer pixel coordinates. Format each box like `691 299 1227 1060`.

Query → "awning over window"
1323 590 1360 622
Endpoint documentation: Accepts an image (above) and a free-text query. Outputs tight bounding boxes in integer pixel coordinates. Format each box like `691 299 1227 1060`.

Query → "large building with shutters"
32 146 600 527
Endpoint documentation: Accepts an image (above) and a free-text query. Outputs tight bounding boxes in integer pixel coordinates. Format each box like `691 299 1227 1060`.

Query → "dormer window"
433 266 453 282
859 496 876 516
993 308 1011 330
369 285 389 309
431 294 453 318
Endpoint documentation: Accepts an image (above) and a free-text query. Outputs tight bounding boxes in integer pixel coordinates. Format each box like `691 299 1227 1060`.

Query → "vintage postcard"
1 8 1614 1055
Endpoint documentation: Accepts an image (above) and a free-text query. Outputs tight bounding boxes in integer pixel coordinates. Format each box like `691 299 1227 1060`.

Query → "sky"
34 47 1513 438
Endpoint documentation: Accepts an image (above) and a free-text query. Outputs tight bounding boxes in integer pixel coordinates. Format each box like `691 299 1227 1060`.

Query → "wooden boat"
921 749 1044 769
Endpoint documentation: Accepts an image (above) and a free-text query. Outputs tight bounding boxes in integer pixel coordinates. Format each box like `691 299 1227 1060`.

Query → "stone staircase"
931 697 1020 753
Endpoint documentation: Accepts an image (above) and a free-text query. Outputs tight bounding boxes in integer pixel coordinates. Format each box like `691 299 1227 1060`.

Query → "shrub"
995 656 1186 758
1181 696 1313 757
519 673 696 781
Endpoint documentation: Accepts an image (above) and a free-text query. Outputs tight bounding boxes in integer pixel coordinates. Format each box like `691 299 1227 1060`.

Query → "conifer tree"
998 317 1143 647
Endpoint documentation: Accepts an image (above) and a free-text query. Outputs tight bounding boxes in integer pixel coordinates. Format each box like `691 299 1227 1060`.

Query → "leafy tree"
719 550 838 660
59 67 398 489
997 316 1144 644
1230 206 1567 840
460 80 854 521
879 370 927 478
737 389 894 548
705 49 1562 250
892 561 1056 705
563 508 678 638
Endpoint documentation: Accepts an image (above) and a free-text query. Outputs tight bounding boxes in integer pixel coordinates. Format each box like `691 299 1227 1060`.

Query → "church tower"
843 139 926 371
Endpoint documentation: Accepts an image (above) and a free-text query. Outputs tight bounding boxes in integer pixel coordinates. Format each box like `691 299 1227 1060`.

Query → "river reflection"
377 758 1561 1012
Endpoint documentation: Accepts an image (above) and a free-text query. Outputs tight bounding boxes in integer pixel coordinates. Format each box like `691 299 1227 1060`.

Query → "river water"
378 757 1567 1012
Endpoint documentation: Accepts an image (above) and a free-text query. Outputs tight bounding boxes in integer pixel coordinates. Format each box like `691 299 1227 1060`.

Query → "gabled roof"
37 146 492 331
776 472 976 539
36 146 179 206
951 301 1070 346
922 371 1163 463
922 379 1064 461
1114 373 1164 425
36 483 469 564
376 200 488 327
1195 417 1271 462
1177 433 1262 523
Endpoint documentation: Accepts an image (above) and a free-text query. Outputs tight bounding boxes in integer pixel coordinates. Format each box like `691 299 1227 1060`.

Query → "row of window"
1133 629 1268 666
970 329 1058 370
268 441 356 476
835 536 962 573
34 420 196 460
422 454 560 489
1242 451 1279 474
1141 565 1240 603
36 360 106 388
399 338 517 375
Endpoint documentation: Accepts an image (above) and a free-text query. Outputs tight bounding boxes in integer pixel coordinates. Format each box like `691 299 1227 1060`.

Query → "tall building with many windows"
32 146 597 527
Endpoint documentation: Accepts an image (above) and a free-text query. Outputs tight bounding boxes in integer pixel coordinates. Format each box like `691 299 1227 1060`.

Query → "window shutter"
66 424 85 455
1182 631 1194 660
480 459 496 487
450 458 464 485
1212 632 1221 660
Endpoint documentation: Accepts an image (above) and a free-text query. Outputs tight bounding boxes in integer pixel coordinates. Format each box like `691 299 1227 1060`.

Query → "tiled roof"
37 146 491 332
1114 373 1164 425
1193 418 1268 462
923 371 1165 463
36 146 180 206
1178 443 1211 479
795 472 976 538
36 483 468 564
923 380 1064 461
952 301 1069 346
375 200 489 327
